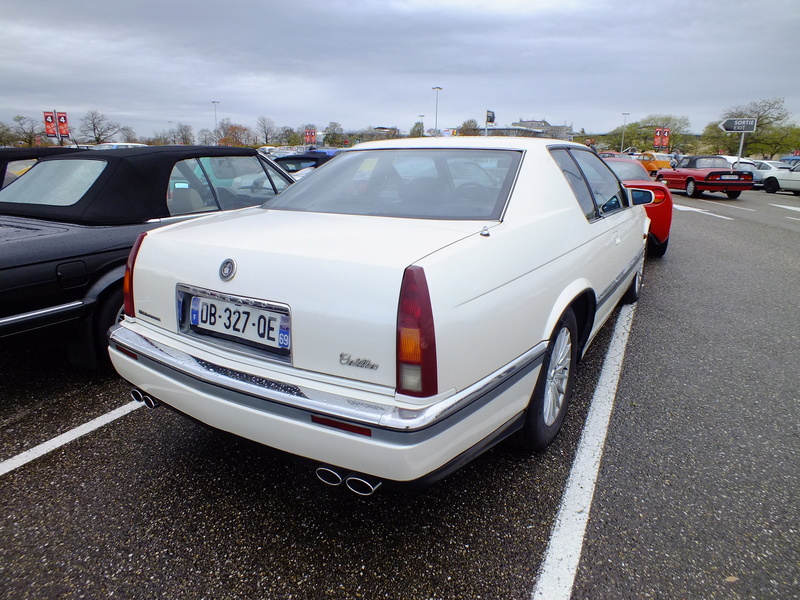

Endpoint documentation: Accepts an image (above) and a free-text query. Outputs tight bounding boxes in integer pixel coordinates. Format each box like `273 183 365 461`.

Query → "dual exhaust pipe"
131 387 381 495
316 466 383 496
130 388 160 410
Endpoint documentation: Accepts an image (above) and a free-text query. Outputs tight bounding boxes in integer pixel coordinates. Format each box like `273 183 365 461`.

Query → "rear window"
264 148 521 220
0 159 106 206
606 160 651 181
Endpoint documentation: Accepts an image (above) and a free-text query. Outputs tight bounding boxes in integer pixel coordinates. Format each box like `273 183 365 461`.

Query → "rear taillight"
396 266 437 397
123 232 147 318
652 186 668 204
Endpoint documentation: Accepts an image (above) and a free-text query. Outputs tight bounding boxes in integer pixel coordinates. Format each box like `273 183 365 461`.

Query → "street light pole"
432 87 442 136
211 100 220 145
620 112 630 153
419 114 425 137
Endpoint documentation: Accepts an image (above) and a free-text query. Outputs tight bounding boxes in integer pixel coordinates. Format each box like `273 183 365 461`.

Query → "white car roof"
349 136 581 152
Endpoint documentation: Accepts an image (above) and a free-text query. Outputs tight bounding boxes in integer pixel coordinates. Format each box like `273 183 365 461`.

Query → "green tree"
323 122 344 147
601 115 692 153
277 126 300 145
701 98 793 157
458 119 480 136
409 121 425 138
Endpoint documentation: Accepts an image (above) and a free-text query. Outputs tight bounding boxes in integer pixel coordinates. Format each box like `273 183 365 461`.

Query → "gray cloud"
2 0 798 139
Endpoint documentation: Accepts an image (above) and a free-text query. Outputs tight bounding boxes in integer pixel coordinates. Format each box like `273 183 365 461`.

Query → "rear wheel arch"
566 291 595 360
69 265 126 369
542 286 596 364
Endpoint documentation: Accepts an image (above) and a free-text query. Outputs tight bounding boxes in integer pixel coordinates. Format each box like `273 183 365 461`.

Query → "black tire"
647 235 669 258
685 179 701 198
763 178 779 194
726 191 741 199
514 308 578 451
93 286 125 367
621 256 644 303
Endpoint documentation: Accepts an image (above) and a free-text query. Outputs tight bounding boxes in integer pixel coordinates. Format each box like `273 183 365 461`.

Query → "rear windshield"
264 148 522 220
0 159 106 206
607 160 650 181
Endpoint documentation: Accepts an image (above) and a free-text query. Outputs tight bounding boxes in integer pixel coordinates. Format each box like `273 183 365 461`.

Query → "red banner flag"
653 128 662 149
56 112 70 137
44 112 57 137
661 128 670 149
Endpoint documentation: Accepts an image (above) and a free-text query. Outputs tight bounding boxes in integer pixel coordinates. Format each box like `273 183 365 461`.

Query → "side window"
198 155 285 210
168 159 217 216
550 149 597 221
3 159 38 188
570 150 628 215
261 162 292 195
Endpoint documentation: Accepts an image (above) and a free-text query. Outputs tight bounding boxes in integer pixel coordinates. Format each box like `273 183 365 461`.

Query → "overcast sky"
2 0 799 140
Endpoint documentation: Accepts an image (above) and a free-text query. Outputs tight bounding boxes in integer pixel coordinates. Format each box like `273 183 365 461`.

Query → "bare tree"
255 116 276 145
197 128 215 145
79 110 123 144
174 122 195 145
118 126 138 143
0 121 14 146
12 115 42 146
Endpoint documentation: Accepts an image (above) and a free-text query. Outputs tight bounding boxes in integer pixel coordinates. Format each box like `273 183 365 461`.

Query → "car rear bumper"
697 181 754 191
108 323 545 482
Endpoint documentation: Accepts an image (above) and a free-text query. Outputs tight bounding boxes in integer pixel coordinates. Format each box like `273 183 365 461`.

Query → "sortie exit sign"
718 118 757 133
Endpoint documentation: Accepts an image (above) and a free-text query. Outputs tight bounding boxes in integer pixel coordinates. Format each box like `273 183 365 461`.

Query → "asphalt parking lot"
1 188 798 600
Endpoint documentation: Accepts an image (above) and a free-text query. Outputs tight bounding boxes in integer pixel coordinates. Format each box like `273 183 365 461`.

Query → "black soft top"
0 146 260 225
0 146 85 175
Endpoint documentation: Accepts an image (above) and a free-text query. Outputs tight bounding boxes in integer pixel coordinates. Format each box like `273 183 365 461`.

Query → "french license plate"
720 174 739 180
189 296 290 350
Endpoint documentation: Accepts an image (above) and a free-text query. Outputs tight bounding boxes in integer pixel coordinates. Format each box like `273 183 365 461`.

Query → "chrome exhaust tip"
345 474 383 496
132 389 160 409
316 466 346 486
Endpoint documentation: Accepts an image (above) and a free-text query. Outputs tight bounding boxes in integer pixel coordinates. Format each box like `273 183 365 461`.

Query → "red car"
656 155 753 199
605 157 673 258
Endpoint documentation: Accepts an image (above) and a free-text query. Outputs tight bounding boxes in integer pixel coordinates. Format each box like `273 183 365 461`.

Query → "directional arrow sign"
719 118 757 133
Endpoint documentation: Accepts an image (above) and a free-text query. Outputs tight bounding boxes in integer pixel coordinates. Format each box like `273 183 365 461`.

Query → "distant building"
476 125 543 137
512 119 575 141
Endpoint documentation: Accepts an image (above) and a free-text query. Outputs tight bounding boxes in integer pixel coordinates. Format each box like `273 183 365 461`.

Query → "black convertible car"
0 145 294 367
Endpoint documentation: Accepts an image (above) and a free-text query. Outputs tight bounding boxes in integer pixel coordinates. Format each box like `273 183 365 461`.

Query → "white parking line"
0 401 142 476
770 203 800 213
673 204 734 220
531 303 635 600
697 198 754 211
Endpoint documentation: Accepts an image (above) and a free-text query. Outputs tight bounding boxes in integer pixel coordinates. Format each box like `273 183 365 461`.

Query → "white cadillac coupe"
109 137 653 494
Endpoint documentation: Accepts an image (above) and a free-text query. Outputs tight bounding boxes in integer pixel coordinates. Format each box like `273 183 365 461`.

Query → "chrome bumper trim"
109 324 547 432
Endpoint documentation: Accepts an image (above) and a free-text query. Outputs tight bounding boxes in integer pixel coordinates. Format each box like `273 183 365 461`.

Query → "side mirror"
630 188 655 206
